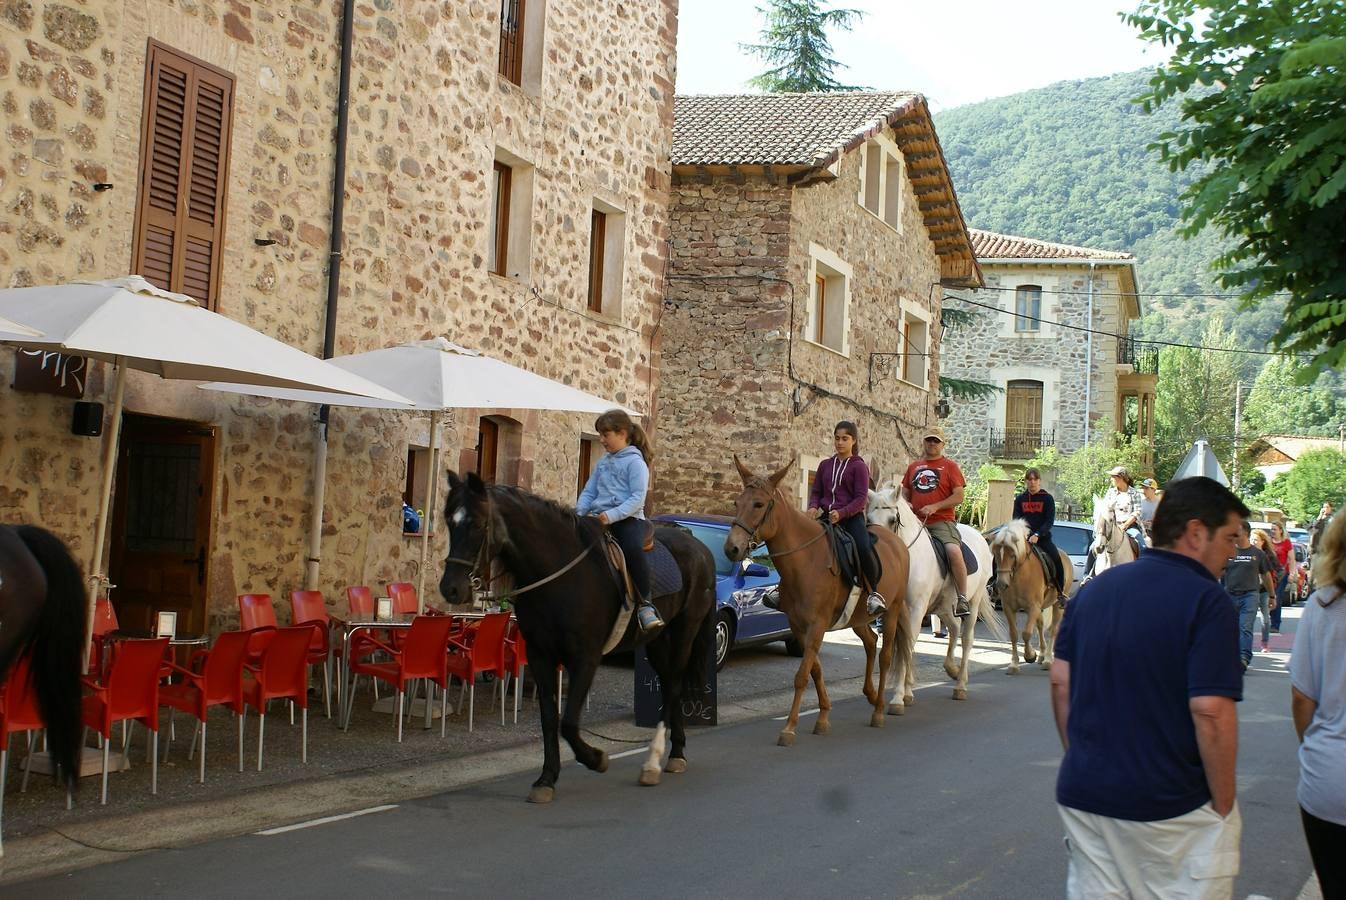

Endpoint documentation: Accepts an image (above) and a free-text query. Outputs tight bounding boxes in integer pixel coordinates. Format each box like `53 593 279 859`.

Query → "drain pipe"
304 0 355 590
1083 260 1096 446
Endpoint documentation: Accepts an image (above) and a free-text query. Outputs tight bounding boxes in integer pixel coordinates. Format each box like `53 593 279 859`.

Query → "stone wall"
940 263 1132 465
0 0 678 628
656 133 944 517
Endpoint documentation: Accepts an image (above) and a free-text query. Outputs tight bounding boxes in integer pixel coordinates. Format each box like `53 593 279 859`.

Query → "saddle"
928 532 981 580
600 527 684 653
1029 543 1063 594
821 521 881 591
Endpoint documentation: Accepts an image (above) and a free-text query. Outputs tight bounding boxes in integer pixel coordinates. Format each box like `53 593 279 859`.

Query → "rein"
729 490 830 561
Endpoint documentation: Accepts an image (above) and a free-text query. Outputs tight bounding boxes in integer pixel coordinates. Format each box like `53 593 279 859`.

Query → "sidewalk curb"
0 638 1012 884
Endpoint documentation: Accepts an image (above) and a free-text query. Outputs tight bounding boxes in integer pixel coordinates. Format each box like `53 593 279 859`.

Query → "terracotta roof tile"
672 92 922 167
970 228 1134 261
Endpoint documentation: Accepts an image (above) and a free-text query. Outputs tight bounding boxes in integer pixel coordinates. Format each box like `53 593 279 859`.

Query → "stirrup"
761 586 781 610
636 602 665 636
953 594 971 618
865 592 887 616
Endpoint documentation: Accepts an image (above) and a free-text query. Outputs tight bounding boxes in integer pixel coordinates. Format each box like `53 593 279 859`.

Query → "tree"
1025 435 1150 517
742 0 866 92
1126 1 1346 378
938 306 999 401
1256 449 1346 522
1153 317 1241 481
1241 355 1345 438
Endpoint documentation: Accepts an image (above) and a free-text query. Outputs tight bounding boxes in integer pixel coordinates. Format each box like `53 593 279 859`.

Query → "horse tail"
976 586 1010 643
15 525 88 792
682 585 715 698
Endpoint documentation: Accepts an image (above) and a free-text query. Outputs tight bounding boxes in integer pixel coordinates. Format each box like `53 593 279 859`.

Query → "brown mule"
990 520 1074 675
724 456 913 745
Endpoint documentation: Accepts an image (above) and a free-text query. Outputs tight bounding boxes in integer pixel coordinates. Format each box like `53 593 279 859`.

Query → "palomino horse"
439 472 715 803
0 524 87 856
990 520 1074 674
723 457 912 745
865 484 1004 707
1090 495 1138 576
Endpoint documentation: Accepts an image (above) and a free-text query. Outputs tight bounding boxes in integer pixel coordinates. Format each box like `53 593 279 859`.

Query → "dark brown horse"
439 472 716 803
723 457 913 745
0 525 87 800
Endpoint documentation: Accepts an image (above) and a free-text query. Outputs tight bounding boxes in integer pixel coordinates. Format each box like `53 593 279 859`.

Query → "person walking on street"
1051 476 1246 899
1014 467 1067 603
1250 529 1279 653
1222 521 1275 673
902 427 971 617
1291 511 1346 898
575 409 664 636
1270 522 1294 632
806 420 887 616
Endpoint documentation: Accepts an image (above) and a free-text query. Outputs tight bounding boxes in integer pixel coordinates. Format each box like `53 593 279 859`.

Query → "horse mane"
993 519 1030 561
486 483 601 541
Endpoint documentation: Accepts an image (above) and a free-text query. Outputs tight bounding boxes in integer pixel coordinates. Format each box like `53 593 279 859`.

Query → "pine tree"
742 0 867 92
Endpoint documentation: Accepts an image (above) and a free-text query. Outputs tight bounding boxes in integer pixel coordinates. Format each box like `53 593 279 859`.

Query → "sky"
674 0 1172 111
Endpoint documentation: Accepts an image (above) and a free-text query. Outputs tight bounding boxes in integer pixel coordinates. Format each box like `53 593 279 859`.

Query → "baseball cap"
1140 477 1157 488
922 427 945 443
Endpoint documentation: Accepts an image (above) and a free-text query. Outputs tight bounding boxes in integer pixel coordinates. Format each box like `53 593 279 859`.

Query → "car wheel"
714 612 734 671
783 635 804 657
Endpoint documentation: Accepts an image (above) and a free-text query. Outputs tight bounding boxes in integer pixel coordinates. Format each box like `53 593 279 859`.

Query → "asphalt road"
11 617 1315 899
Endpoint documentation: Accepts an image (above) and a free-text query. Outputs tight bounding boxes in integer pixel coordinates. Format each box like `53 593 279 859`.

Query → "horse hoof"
1007 665 1019 675
903 693 915 706
1040 661 1051 670
527 786 555 804
592 750 609 773
664 758 687 775
638 768 661 787
812 720 830 736
952 688 968 701
869 712 885 728
887 702 905 715
1025 653 1038 664
777 731 796 747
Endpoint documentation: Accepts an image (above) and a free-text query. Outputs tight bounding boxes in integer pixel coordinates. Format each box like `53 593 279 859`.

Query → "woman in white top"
1291 512 1346 896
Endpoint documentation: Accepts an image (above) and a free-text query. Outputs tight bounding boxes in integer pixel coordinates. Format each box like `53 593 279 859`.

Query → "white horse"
866 483 1005 707
1089 494 1138 577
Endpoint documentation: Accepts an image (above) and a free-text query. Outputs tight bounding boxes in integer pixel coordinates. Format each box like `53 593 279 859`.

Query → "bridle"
728 483 827 560
1094 516 1126 557
444 489 604 602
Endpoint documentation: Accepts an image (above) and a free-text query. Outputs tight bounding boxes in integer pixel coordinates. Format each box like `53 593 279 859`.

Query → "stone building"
656 92 981 514
939 229 1153 474
0 0 677 632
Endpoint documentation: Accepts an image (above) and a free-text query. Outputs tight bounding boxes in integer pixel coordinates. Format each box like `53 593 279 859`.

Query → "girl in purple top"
807 421 886 615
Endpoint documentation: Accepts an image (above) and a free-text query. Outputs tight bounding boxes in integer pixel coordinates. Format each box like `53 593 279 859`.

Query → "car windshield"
1054 525 1092 557
1288 529 1309 543
670 521 772 577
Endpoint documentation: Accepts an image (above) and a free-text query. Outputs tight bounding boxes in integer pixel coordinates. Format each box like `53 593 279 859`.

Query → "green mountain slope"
933 68 1285 355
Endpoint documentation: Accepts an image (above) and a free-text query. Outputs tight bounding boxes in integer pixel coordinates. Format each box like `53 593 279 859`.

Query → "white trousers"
1059 802 1241 899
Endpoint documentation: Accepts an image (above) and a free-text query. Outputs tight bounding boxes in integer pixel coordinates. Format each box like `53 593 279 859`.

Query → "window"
807 245 850 354
858 137 903 230
477 415 523 486
577 435 600 500
132 41 234 311
1014 285 1042 332
487 149 533 280
403 446 433 535
498 0 525 84
901 311 929 387
1005 379 1045 456
489 162 511 276
586 200 625 317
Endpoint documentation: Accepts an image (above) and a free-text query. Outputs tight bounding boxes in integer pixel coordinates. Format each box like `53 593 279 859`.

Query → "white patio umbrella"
0 314 41 337
0 276 413 654
200 336 637 608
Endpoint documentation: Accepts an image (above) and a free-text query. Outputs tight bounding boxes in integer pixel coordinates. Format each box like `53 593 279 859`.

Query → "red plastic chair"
1 655 53 849
238 593 278 665
502 619 528 725
159 629 254 783
387 582 418 615
289 590 333 718
81 637 170 804
344 615 455 741
446 612 511 731
241 626 314 771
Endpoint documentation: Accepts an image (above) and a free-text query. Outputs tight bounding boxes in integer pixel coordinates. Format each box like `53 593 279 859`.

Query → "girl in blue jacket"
576 409 664 636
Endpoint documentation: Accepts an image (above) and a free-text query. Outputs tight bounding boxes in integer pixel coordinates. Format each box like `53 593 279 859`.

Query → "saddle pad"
929 533 981 579
648 539 683 598
828 523 882 590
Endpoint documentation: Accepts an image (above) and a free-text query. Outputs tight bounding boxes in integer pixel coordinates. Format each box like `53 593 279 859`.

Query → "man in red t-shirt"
902 427 971 617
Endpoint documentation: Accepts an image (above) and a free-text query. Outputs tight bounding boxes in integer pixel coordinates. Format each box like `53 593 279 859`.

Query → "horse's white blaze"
451 507 467 526
642 722 667 775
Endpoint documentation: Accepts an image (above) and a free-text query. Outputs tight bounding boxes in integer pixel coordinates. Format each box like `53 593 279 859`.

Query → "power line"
944 292 1308 359
967 283 1291 302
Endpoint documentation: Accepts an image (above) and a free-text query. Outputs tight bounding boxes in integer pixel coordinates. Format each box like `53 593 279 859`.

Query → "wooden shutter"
1005 380 1044 456
814 274 827 342
477 418 499 483
132 42 234 311
498 0 525 84
490 162 511 276
587 210 606 312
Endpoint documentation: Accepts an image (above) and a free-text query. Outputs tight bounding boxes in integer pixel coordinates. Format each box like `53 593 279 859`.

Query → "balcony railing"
1118 337 1160 375
989 426 1054 459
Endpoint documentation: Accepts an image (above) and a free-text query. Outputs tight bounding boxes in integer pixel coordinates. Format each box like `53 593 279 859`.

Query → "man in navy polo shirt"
1050 476 1245 899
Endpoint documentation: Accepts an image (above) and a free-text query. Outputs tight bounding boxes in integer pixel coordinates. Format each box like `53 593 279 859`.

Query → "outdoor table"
335 614 416 730
98 629 210 679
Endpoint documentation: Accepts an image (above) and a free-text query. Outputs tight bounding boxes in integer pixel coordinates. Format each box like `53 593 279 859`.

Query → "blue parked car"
654 513 801 670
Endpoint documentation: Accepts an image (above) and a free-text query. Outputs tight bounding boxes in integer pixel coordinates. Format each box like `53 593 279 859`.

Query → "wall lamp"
92 182 114 191
935 398 951 419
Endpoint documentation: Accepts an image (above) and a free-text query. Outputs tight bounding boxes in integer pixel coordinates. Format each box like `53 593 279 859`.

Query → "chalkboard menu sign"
12 349 87 399
634 615 716 727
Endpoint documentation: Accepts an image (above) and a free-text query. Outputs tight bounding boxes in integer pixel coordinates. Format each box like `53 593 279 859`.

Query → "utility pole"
1232 381 1242 492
